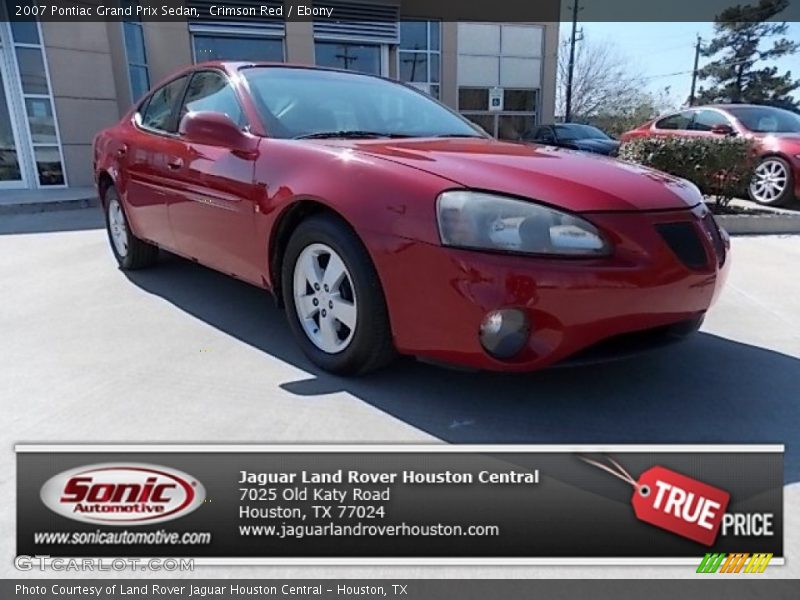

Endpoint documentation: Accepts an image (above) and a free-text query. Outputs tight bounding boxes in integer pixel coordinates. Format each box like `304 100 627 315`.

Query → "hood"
572 138 621 155
325 138 701 213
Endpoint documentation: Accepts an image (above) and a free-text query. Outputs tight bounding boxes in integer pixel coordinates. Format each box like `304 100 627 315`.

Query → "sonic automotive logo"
40 463 205 526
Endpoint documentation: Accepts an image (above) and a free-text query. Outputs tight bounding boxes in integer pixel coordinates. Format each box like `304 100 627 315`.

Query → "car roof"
195 60 388 79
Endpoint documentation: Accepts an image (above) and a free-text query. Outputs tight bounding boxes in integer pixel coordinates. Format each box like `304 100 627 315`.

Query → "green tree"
696 0 799 109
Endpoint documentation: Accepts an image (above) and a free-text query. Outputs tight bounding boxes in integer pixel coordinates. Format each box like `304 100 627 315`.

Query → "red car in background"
94 62 729 375
622 104 800 207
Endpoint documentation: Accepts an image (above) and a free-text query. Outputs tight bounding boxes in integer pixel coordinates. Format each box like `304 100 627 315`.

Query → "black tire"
104 185 159 270
281 213 396 375
748 156 796 207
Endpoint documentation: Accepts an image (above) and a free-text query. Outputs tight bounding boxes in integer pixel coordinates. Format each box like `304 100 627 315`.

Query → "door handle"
167 158 183 170
115 145 127 157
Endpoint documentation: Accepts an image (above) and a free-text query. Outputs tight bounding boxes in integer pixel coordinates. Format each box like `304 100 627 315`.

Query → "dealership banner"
16 445 783 564
3 581 800 600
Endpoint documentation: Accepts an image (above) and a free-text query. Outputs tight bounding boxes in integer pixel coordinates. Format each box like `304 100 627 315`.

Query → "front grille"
655 222 708 270
702 213 727 266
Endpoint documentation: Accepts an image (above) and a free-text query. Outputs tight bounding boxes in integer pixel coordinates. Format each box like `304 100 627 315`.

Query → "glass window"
15 47 48 94
399 53 427 82
656 111 693 131
24 97 57 144
241 67 482 139
123 22 147 64
503 89 535 112
7 1 40 43
141 76 188 133
179 71 245 128
400 21 428 50
122 4 150 102
128 65 150 102
0 67 23 183
34 146 64 185
458 88 489 111
690 110 732 131
430 21 440 51
315 42 381 75
398 21 441 96
193 35 284 62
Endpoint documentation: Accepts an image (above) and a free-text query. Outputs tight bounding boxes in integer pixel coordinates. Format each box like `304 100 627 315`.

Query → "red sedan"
622 104 800 207
94 63 729 375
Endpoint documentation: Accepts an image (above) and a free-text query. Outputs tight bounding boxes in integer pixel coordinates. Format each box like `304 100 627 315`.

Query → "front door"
166 70 262 284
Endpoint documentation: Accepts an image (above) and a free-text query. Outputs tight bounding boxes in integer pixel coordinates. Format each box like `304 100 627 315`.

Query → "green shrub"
618 136 758 207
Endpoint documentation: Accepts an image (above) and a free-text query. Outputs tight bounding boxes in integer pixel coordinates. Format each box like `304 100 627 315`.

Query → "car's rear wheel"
749 157 795 206
104 186 159 270
282 214 395 375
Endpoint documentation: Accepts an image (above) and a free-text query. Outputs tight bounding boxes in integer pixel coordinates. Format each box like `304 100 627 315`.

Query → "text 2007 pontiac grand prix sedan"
93 62 730 375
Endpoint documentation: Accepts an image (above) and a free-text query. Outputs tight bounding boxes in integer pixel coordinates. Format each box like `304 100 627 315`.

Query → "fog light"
479 309 530 359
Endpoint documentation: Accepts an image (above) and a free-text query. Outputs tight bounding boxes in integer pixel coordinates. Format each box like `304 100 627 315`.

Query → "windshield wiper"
294 130 412 140
433 133 485 138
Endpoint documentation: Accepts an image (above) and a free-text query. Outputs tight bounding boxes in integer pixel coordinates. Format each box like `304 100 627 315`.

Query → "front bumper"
364 207 730 372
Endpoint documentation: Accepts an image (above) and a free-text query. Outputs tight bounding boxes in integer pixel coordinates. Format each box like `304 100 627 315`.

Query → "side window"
140 76 188 133
534 127 554 142
690 110 731 131
179 71 245 129
655 111 693 131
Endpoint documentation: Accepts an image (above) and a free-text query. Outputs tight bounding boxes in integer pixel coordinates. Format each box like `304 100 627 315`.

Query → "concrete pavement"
1 209 798 578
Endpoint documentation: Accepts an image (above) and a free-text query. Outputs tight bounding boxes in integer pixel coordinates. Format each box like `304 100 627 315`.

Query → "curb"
0 195 98 216
716 213 800 235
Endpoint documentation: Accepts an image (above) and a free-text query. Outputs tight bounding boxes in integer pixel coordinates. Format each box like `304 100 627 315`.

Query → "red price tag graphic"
633 466 729 546
581 457 730 546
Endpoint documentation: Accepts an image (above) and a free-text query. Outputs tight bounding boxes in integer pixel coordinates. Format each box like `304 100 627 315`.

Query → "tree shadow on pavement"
126 253 800 483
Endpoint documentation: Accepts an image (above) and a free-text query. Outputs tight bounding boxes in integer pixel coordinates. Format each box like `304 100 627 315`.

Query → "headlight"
436 191 611 256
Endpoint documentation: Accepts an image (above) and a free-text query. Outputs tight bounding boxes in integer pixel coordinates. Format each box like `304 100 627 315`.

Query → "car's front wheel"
281 214 396 375
749 157 795 207
104 186 159 270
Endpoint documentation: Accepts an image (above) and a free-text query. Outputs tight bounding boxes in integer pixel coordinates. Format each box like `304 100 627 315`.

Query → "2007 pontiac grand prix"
94 63 729 375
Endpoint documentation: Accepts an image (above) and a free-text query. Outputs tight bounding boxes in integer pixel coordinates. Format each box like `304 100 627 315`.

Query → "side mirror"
710 123 735 136
179 111 258 155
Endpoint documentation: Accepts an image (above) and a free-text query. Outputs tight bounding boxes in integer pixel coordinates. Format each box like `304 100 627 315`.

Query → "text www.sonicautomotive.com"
33 530 212 545
240 522 500 539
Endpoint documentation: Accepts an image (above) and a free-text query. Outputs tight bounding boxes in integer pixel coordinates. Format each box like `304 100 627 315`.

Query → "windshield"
241 67 485 139
726 106 800 133
555 124 610 141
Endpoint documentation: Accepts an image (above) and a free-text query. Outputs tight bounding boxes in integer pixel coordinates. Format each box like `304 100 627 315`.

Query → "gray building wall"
40 22 119 187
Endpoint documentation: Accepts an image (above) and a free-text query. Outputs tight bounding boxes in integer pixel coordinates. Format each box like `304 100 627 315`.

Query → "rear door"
122 75 189 249
166 69 262 283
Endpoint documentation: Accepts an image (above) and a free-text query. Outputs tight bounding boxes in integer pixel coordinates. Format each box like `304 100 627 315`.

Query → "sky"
558 21 800 110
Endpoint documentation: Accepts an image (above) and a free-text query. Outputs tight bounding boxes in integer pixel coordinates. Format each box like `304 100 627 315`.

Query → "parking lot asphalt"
1 208 798 578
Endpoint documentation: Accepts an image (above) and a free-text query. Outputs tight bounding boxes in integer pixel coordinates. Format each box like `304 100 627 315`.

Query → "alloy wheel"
750 159 789 204
292 243 358 354
108 197 129 258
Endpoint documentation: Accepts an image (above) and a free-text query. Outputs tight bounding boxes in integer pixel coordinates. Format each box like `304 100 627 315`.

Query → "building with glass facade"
0 1 558 192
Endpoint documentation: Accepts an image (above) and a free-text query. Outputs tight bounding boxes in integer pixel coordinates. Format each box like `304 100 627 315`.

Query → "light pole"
565 2 582 122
